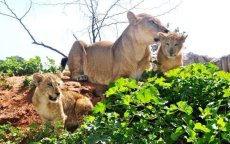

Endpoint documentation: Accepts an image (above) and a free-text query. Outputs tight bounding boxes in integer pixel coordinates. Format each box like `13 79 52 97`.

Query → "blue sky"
0 0 230 64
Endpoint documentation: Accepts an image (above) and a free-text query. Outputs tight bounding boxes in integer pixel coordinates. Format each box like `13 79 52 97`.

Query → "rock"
183 52 230 72
183 52 215 65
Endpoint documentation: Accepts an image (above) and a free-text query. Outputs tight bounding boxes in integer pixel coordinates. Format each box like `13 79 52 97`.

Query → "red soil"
0 76 105 130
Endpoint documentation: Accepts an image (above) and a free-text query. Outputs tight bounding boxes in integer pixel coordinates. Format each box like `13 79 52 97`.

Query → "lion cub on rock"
65 11 169 85
157 32 188 72
32 73 93 129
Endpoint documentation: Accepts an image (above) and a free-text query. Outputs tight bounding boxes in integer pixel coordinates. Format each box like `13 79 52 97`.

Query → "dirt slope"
0 76 104 130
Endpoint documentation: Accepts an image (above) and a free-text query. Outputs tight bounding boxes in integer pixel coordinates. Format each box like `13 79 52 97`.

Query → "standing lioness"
32 73 93 129
66 11 169 85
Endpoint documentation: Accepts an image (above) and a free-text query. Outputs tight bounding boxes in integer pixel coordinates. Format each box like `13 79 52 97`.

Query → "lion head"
158 32 188 58
127 11 169 45
33 73 63 103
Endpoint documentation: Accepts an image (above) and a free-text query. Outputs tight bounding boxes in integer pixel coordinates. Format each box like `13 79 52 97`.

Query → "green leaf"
105 86 118 97
122 95 131 105
167 104 178 115
177 101 193 115
126 79 138 89
171 126 185 141
93 102 106 114
223 88 230 98
136 87 160 104
217 117 226 131
193 122 210 133
85 116 95 122
186 127 197 142
28 122 39 129
155 77 171 87
124 111 130 118
199 107 211 119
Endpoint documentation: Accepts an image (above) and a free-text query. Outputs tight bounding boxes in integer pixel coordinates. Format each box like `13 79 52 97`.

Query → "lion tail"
61 57 68 71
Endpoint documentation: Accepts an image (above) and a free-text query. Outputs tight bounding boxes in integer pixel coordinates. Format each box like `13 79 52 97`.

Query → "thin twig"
0 0 67 57
94 0 121 38
73 34 79 40
34 1 87 7
95 0 144 25
0 12 15 18
155 1 182 17
20 0 32 19
100 21 127 27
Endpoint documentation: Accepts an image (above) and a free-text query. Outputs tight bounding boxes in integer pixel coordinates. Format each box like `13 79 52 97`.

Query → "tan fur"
157 32 188 72
67 11 168 85
32 73 93 129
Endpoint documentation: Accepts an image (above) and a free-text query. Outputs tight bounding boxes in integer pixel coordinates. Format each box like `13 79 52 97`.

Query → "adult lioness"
66 11 169 85
32 73 93 129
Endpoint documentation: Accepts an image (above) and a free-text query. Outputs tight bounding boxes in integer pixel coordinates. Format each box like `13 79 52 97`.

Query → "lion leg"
68 40 88 81
134 47 152 80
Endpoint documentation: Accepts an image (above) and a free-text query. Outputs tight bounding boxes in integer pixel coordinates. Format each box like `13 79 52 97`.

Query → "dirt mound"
0 76 105 130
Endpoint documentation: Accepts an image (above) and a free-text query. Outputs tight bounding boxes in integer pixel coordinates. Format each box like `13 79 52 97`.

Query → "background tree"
0 0 181 57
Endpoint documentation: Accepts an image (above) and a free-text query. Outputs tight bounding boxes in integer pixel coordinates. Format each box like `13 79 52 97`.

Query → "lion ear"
182 34 188 40
157 32 167 39
33 73 44 86
181 34 188 42
127 11 137 24
55 71 62 78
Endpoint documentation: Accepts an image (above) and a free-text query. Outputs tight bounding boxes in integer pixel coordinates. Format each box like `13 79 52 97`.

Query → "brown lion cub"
157 32 188 72
32 73 93 129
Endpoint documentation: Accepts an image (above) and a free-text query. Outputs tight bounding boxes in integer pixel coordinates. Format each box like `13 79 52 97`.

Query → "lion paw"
73 75 88 82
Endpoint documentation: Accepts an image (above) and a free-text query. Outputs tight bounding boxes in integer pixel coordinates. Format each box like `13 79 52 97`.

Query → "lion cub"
157 32 188 72
32 73 93 129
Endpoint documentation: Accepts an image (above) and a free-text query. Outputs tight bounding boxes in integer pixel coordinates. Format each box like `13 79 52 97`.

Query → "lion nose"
56 92 60 96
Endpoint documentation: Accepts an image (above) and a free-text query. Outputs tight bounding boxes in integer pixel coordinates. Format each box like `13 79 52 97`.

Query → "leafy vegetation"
75 63 230 143
0 56 61 76
0 63 229 143
22 76 34 87
0 72 13 88
0 56 60 89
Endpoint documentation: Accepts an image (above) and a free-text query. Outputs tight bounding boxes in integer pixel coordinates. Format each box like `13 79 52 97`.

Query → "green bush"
22 76 34 87
1 63 230 143
75 63 230 143
0 72 13 88
0 56 61 76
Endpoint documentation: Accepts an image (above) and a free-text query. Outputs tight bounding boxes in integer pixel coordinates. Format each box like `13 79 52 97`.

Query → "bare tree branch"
0 0 67 57
134 1 170 10
95 0 144 28
0 12 15 18
100 21 127 28
155 1 182 17
3 0 18 18
94 0 121 39
20 0 32 19
115 0 144 11
34 0 147 43
73 33 79 40
17 0 180 44
34 0 87 7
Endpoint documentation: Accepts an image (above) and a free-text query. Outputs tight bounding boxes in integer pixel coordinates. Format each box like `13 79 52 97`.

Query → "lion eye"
48 83 53 87
166 43 170 46
175 43 179 46
149 20 156 25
